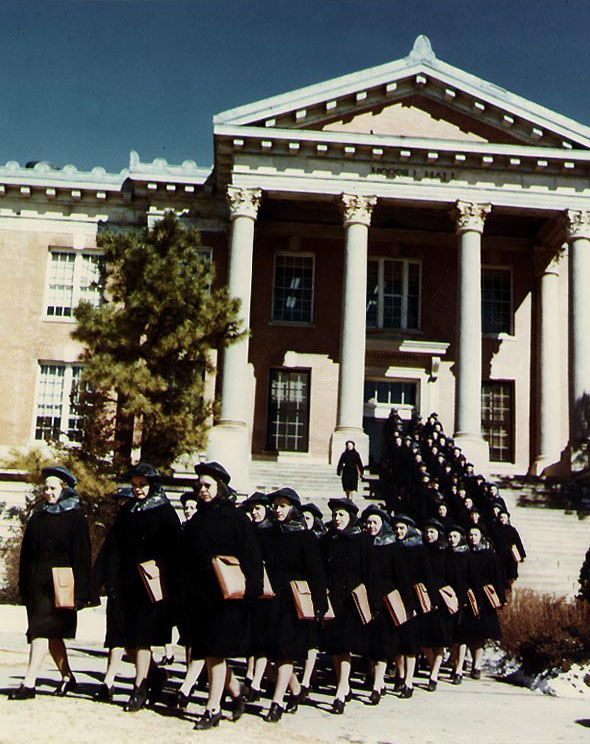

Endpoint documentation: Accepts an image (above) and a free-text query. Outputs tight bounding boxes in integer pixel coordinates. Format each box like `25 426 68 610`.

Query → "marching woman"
362 505 413 704
392 514 434 698
181 462 263 730
336 441 364 498
421 518 453 691
320 498 378 714
9 465 91 700
466 525 506 678
445 525 475 684
92 463 181 711
262 488 328 722
491 509 526 592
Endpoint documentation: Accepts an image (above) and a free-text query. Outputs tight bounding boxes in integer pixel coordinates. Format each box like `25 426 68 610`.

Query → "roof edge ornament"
409 34 435 63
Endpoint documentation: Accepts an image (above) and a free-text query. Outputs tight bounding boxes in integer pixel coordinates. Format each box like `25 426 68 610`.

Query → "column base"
452 433 490 476
530 453 567 477
330 428 369 467
207 422 250 494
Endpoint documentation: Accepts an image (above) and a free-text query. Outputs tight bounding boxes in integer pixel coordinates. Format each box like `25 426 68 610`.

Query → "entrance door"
363 379 418 465
266 369 311 452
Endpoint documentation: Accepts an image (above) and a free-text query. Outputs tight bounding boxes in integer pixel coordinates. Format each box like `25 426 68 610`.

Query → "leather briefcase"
137 559 167 603
352 583 372 625
290 580 335 621
439 585 459 615
413 582 432 613
511 544 522 562
52 566 75 609
466 588 479 617
260 564 275 599
483 583 502 609
211 555 246 599
383 588 407 626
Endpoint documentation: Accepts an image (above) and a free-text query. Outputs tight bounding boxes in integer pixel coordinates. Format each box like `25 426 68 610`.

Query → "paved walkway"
2 605 590 744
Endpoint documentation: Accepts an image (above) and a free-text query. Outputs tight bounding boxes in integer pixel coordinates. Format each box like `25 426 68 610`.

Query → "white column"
451 200 491 472
532 248 563 475
330 193 376 465
565 210 590 466
207 186 261 490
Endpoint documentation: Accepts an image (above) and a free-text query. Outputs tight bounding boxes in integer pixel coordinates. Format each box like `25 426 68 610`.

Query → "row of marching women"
8 459 517 731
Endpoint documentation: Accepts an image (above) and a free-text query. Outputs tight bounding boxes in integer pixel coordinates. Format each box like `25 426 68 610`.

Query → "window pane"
267 369 310 451
482 381 514 462
79 254 105 307
366 260 379 328
482 268 511 334
67 367 83 442
272 255 314 323
364 380 417 406
365 258 420 331
35 364 65 440
47 252 75 317
382 260 402 329
406 263 420 330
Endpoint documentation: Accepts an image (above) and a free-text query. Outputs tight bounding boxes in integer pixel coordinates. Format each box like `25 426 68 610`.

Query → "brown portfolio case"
351 583 372 625
137 559 167 603
413 582 432 613
52 566 75 610
383 588 407 626
439 585 460 615
211 555 246 599
290 580 335 621
511 544 522 562
466 588 480 617
483 583 502 609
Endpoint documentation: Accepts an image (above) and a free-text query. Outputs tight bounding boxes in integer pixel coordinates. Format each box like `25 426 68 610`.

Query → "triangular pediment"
215 36 590 151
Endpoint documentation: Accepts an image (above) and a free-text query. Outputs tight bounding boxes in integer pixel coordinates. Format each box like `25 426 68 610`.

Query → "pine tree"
72 212 242 470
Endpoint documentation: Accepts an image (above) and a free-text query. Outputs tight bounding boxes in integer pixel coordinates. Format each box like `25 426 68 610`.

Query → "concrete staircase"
248 459 347 505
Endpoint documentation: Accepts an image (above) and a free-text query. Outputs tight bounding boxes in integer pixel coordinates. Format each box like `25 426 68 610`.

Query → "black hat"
392 513 416 528
361 504 390 523
328 497 359 516
180 491 199 507
41 465 77 488
301 503 324 520
446 524 466 536
242 491 270 507
345 440 356 447
126 462 161 482
270 487 301 507
423 518 444 532
194 461 231 485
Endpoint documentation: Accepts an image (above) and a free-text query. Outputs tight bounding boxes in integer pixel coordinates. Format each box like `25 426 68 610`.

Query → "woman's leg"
251 656 268 692
104 647 125 687
23 637 49 687
206 657 226 712
429 646 444 682
301 648 318 688
271 660 294 707
452 643 467 677
403 654 416 689
180 658 204 696
470 642 484 675
135 647 152 686
47 639 73 680
333 652 351 700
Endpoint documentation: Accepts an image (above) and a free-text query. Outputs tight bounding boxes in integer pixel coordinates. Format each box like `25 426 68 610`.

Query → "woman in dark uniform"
445 525 475 684
362 505 413 704
92 462 181 711
262 488 328 722
336 441 364 498
9 465 90 700
321 498 377 714
491 509 526 592
181 461 263 730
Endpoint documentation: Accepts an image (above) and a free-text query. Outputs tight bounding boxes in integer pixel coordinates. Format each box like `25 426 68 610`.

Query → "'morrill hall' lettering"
370 165 456 182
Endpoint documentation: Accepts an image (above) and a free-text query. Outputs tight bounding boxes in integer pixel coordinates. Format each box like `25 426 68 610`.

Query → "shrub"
499 588 590 673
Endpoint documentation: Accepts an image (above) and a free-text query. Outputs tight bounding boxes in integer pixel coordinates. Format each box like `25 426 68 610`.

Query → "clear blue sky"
1 0 588 172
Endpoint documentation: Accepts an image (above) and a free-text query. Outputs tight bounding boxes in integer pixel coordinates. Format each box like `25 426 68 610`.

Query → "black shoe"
427 679 437 692
345 688 353 702
245 685 261 703
229 684 246 722
160 655 175 666
264 702 284 722
452 673 463 686
298 685 309 704
52 676 77 697
369 688 383 705
193 709 222 730
147 666 166 705
471 668 481 680
400 685 413 699
331 698 345 715
93 683 114 703
125 682 148 712
285 692 299 714
8 685 36 700
393 677 404 692
173 690 190 709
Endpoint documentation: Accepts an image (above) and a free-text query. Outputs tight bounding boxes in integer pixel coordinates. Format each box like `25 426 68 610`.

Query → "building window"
482 381 514 462
366 258 420 330
272 254 314 323
46 250 105 317
266 369 311 452
364 380 417 407
35 363 83 443
482 267 512 335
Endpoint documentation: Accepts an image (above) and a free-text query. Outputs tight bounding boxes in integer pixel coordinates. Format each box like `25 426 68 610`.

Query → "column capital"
227 186 262 221
563 209 590 241
340 193 377 227
451 200 491 234
533 245 565 277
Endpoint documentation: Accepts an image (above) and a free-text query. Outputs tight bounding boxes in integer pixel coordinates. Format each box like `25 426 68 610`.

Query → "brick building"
2 36 589 491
